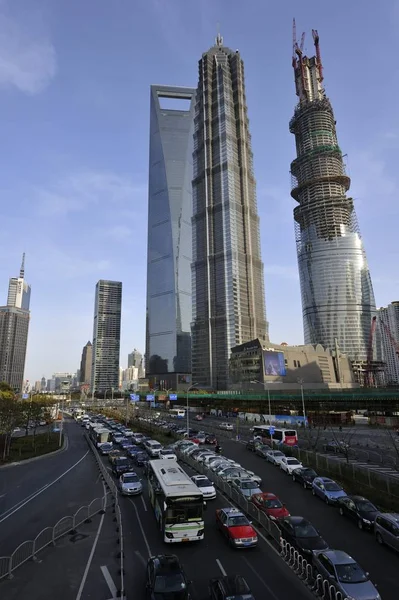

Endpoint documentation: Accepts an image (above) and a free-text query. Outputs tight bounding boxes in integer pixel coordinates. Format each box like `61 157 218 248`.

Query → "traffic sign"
269 426 275 435
146 394 155 401
22 393 29 400
130 394 139 402
169 394 177 401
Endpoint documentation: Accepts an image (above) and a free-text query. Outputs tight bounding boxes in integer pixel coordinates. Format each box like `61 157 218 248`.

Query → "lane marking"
128 498 152 556
140 494 147 512
0 450 90 524
101 565 117 598
0 494 5 499
242 556 280 600
216 559 227 576
75 481 106 600
135 550 147 567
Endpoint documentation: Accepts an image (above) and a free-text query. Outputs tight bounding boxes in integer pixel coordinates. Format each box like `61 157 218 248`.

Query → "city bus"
147 459 205 543
90 426 112 447
169 408 185 418
252 425 298 447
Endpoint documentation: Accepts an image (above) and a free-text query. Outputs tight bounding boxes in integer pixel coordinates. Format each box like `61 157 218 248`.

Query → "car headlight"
362 519 371 524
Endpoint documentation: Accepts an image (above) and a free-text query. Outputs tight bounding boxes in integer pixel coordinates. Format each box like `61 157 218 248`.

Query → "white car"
196 452 216 464
266 450 285 466
159 449 177 460
191 475 217 500
180 442 199 454
279 456 303 474
219 422 233 431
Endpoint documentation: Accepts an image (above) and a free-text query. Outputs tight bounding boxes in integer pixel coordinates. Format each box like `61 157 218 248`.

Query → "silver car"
231 478 262 499
375 513 399 552
119 472 142 496
313 550 380 600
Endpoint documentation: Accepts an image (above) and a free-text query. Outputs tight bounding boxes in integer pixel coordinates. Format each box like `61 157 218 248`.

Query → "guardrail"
0 494 110 582
85 434 124 599
177 449 350 600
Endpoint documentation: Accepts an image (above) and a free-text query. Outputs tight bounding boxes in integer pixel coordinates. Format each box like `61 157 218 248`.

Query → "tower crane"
365 316 377 387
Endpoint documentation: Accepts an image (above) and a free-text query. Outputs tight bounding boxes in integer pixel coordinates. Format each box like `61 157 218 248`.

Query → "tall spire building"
0 254 31 392
192 34 269 390
289 25 380 381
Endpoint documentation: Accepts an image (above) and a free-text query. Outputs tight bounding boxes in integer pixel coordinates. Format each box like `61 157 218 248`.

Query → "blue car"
312 477 347 505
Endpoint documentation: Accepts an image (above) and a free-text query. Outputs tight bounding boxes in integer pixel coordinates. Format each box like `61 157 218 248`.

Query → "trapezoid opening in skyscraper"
289 22 382 385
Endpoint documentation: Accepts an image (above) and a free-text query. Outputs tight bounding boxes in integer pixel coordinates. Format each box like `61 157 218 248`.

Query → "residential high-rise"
191 34 269 390
146 85 196 389
289 26 379 380
0 255 31 392
79 341 92 386
91 280 122 393
128 348 144 378
378 303 399 385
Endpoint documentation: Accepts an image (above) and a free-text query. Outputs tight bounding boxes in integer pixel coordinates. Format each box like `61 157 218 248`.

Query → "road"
0 418 104 555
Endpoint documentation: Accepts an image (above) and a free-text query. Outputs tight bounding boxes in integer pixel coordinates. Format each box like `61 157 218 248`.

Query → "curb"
0 433 69 469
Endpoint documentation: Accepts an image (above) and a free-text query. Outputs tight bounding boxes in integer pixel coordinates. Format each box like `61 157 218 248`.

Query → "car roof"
317 477 333 482
216 575 250 595
220 507 245 517
379 513 399 524
122 472 138 477
192 475 207 480
284 516 308 525
348 495 369 502
150 554 182 574
320 550 355 564
238 478 257 484
258 492 277 499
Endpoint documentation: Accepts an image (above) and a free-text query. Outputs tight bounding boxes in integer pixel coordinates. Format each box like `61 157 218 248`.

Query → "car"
191 475 217 500
195 414 203 421
374 513 399 551
323 440 350 454
112 457 134 477
145 554 191 600
279 456 303 474
133 451 149 467
195 433 206 444
292 467 318 488
278 516 329 556
127 445 142 457
119 472 143 495
159 449 177 460
196 452 216 464
205 434 217 445
246 440 259 452
312 550 380 600
266 450 285 466
251 492 290 520
231 478 262 499
131 432 146 444
99 442 113 455
219 422 233 431
215 507 258 548
337 495 379 530
120 440 133 450
255 444 270 458
209 575 255 600
312 477 347 505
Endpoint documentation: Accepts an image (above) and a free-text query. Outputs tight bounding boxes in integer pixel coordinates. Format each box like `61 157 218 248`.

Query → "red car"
215 507 258 548
251 492 290 520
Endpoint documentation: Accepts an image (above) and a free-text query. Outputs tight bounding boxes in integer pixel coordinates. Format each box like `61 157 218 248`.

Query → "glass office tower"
290 29 379 379
145 85 196 389
191 35 269 390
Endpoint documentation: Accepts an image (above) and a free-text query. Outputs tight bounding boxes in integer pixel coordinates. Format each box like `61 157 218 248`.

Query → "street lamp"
250 379 271 421
186 383 198 436
297 378 307 427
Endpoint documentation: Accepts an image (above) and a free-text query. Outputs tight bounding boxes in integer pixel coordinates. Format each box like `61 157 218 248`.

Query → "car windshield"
304 469 317 477
287 459 299 464
356 500 376 512
241 481 257 489
265 498 283 509
273 452 284 457
123 475 139 484
294 523 319 538
324 482 341 492
161 450 174 455
228 515 248 526
154 574 186 593
195 479 212 488
335 562 369 584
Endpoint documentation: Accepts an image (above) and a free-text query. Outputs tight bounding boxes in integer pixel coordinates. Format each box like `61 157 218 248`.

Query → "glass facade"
146 85 196 377
290 49 378 365
192 36 269 390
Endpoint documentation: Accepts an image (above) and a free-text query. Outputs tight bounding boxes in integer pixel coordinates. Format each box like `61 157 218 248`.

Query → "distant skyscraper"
80 341 93 386
191 34 269 390
0 255 31 392
41 376 46 391
91 280 122 393
378 302 399 385
289 26 379 379
146 85 196 388
128 348 144 378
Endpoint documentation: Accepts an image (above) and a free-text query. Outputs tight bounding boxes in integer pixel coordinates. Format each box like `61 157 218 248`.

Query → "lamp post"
162 388 172 411
297 378 307 427
186 383 198 437
250 379 271 422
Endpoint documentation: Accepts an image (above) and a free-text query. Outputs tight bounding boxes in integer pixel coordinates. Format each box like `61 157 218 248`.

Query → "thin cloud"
0 9 56 94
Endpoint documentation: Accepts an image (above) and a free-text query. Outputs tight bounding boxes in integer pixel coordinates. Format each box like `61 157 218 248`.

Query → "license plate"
182 538 189 542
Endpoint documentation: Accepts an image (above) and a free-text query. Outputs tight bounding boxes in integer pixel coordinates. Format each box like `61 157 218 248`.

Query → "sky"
1 0 399 382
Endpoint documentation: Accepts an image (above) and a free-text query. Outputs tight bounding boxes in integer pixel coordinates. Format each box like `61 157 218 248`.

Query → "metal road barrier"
177 450 350 600
85 434 125 599
0 494 110 582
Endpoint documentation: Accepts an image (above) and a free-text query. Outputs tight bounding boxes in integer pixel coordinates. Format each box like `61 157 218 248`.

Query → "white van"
144 439 162 458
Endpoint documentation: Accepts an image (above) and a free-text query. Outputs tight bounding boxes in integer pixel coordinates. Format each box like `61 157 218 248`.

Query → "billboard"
130 394 140 402
263 351 286 377
146 394 155 402
169 394 177 401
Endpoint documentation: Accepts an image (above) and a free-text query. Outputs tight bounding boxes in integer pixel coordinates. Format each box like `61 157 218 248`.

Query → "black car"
134 451 149 467
255 444 270 458
145 554 191 600
337 495 379 530
112 457 134 477
209 575 255 600
127 445 141 457
278 516 329 556
292 467 318 488
246 440 258 452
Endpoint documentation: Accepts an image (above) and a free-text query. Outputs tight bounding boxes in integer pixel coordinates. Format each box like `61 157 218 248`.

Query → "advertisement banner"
130 394 140 402
169 394 178 401
146 394 155 402
263 351 286 376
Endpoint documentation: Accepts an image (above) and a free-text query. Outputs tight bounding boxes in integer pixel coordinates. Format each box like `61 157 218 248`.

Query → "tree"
0 393 23 460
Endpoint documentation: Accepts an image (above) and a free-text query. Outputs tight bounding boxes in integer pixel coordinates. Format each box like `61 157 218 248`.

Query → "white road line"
128 498 152 556
0 494 5 499
75 481 106 600
140 494 147 512
216 559 227 576
101 565 117 599
134 550 147 567
0 450 90 524
242 556 280 600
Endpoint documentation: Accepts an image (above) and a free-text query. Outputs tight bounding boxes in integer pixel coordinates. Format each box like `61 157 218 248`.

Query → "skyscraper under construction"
289 25 380 381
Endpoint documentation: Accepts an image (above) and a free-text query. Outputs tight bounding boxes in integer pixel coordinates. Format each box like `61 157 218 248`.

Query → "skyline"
1 0 399 380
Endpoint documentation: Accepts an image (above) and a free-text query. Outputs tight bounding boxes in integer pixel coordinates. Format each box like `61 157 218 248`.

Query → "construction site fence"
177 449 350 600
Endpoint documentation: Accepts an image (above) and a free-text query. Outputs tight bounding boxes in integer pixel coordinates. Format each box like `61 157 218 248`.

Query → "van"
144 439 162 458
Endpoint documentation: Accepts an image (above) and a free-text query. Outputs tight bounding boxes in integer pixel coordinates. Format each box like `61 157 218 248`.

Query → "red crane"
312 29 324 83
366 316 377 387
379 317 399 356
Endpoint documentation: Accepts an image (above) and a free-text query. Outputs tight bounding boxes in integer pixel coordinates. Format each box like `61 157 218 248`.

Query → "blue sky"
1 0 398 382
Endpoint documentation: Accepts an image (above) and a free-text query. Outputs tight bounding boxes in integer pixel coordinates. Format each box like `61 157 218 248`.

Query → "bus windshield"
165 498 203 524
